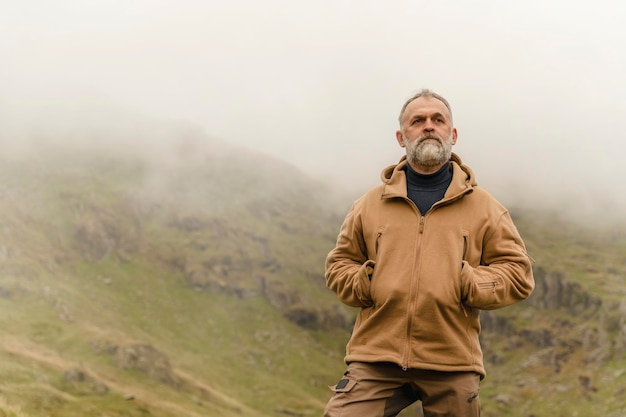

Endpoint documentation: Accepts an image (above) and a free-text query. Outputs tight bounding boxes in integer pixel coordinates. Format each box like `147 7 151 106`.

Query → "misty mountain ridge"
4 94 624 227
0 129 625 417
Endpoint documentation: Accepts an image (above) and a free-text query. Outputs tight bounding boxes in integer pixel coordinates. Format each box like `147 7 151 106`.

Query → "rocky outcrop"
73 205 141 262
112 343 180 387
526 266 602 314
481 266 626 368
92 340 181 388
89 338 230 406
282 304 352 330
62 367 109 395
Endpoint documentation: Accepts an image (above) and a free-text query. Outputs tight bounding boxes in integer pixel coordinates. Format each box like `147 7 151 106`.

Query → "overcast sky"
1 0 625 214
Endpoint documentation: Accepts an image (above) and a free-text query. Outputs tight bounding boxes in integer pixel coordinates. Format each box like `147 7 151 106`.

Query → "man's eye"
412 119 423 124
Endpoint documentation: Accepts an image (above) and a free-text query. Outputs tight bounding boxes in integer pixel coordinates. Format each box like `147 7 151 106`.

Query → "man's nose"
423 120 435 131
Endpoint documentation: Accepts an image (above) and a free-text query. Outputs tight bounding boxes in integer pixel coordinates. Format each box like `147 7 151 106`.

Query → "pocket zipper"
477 281 497 293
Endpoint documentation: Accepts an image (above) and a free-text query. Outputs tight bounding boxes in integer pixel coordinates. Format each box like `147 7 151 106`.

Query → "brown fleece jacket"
325 153 534 378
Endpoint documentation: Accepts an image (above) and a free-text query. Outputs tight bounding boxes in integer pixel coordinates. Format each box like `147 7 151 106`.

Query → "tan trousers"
323 362 481 417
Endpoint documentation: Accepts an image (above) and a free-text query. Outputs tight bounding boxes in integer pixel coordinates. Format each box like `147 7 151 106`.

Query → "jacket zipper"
403 214 424 370
392 176 473 370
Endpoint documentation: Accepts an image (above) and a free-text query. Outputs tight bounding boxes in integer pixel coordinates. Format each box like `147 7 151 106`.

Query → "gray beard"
405 133 453 168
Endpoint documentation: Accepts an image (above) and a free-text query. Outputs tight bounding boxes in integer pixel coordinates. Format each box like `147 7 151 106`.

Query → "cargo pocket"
324 377 360 417
328 377 358 393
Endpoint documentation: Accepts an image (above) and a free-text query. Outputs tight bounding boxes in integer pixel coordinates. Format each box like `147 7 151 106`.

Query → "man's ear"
396 130 405 148
451 128 458 145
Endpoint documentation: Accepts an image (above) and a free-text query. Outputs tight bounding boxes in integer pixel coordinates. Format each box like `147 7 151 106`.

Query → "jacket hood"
381 152 477 187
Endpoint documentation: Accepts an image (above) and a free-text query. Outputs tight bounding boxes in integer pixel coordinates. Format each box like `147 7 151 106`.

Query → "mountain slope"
0 136 350 417
0 134 625 417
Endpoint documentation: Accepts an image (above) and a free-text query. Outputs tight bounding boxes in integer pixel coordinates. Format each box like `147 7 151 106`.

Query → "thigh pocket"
329 377 358 393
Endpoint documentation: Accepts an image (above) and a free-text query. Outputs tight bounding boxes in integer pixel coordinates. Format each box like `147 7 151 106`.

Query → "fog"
1 0 625 219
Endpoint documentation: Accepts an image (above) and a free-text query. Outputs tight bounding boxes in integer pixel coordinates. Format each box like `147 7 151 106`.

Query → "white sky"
1 0 625 213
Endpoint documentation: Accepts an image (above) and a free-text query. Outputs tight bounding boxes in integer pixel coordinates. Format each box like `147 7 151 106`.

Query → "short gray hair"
398 89 453 126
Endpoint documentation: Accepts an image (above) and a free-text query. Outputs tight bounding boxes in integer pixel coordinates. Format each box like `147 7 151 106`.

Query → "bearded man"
323 89 535 417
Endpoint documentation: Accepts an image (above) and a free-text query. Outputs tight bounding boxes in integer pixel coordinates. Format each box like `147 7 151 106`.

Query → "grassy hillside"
0 137 350 417
0 135 624 417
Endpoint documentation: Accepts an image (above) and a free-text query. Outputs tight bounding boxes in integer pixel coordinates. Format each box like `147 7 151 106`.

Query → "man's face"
396 96 457 170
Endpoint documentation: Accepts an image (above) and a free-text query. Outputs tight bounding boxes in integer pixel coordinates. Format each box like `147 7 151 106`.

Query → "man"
323 89 534 417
